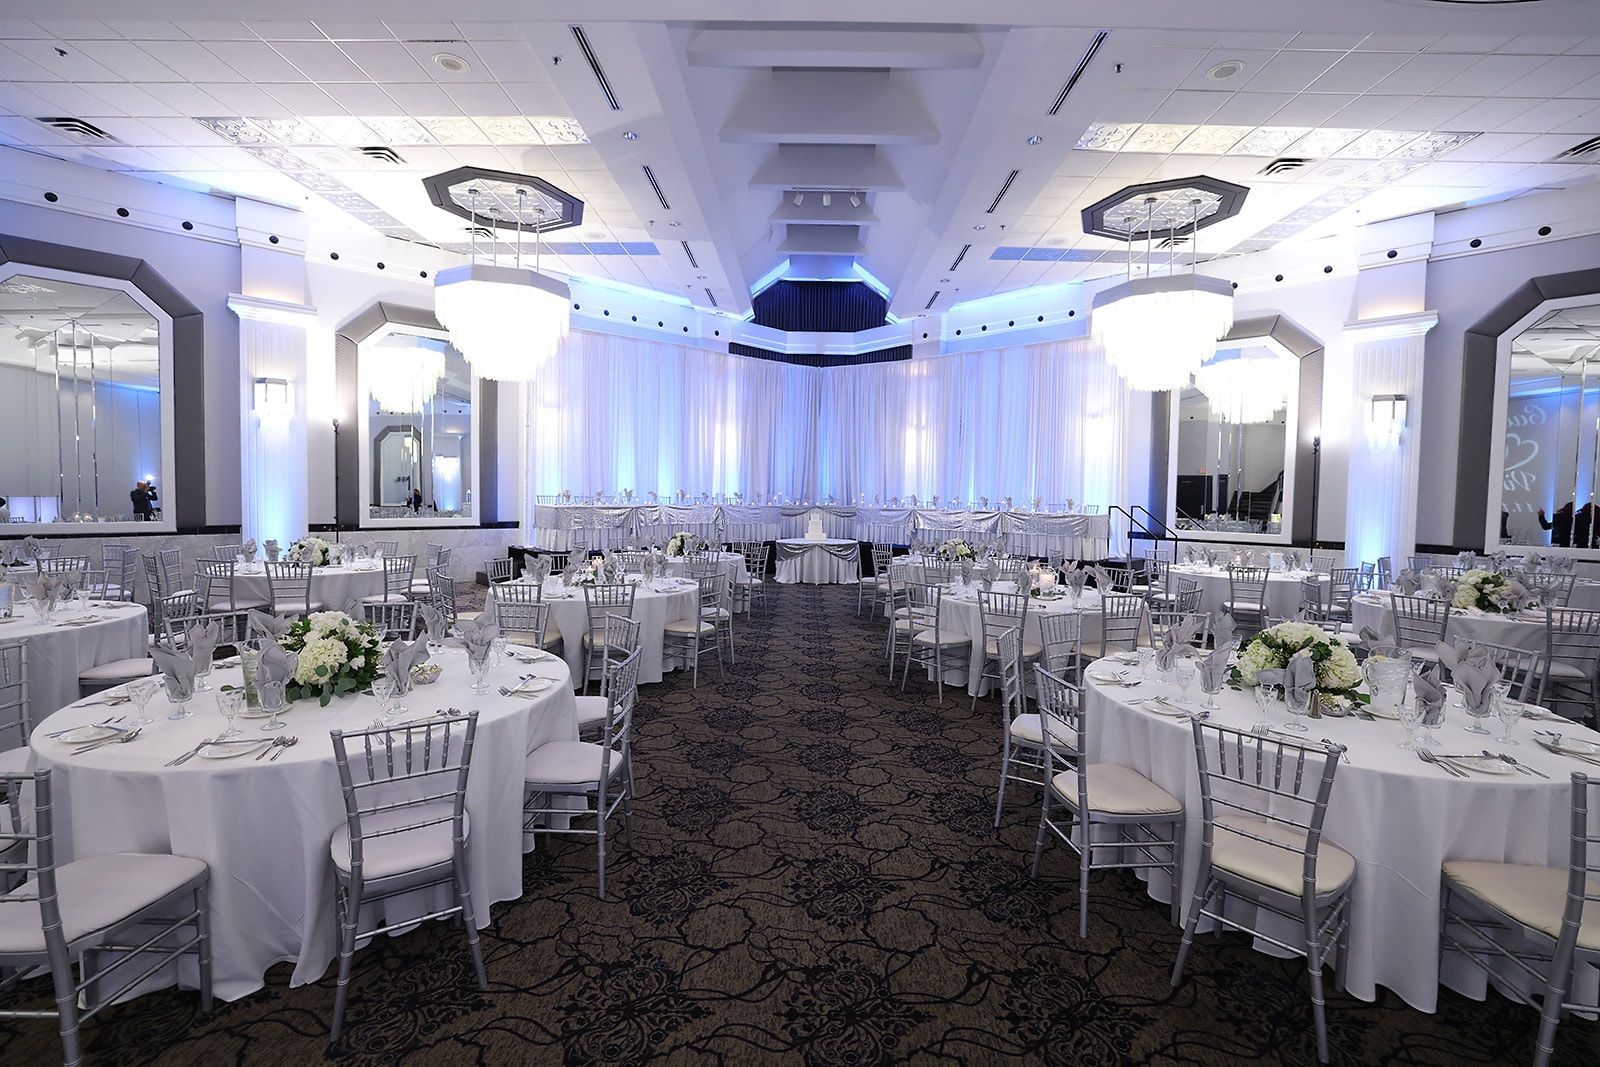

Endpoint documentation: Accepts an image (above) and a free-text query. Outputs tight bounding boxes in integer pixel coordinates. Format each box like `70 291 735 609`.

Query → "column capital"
227 293 318 327
1342 310 1439 343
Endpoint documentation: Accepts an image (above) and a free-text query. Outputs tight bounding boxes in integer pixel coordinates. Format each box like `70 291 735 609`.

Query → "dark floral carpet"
3 585 1597 1065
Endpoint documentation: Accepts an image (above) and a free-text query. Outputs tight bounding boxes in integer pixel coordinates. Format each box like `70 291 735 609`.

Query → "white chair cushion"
0 853 207 955
1443 860 1600 951
1547 661 1589 681
272 599 313 614
79 657 154 682
662 618 715 637
524 740 623 786
1211 814 1355 897
1222 600 1265 614
1010 712 1073 747
911 629 968 648
208 597 269 612
329 801 467 882
1050 763 1181 816
574 694 609 728
983 636 1044 659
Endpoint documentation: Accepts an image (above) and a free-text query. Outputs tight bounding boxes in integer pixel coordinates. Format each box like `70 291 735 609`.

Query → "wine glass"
128 676 159 726
193 645 214 692
1136 647 1156 682
1281 684 1311 733
162 670 196 721
215 689 244 740
1492 681 1520 746
389 666 413 719
258 680 288 733
1199 666 1225 711
1397 693 1425 751
371 672 396 724
467 644 492 692
1173 659 1197 705
491 635 508 672
1249 681 1274 735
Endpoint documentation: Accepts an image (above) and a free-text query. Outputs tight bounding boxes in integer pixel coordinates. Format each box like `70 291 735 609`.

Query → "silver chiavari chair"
1358 561 1377 592
972 591 1038 712
577 613 642 737
662 574 723 688
38 554 89 575
0 769 212 1066
264 560 314 616
1309 555 1336 574
98 545 138 602
197 558 268 615
737 541 770 616
899 581 966 704
484 557 515 585
491 583 561 655
212 543 242 560
994 626 1045 825
1037 611 1084 687
424 564 458 625
859 541 895 616
1544 607 1600 722
702 569 737 665
581 583 637 692
1225 566 1270 634
1523 570 1577 608
1328 568 1361 622
1376 557 1393 590
523 649 641 898
1439 772 1600 1067
0 641 29 774
361 600 417 641
1171 723 1352 1065
1390 594 1452 663
1031 666 1183 936
1099 593 1148 657
1449 639 1545 705
360 555 416 607
1298 575 1331 623
370 540 399 559
327 712 484 1044
1149 607 1211 651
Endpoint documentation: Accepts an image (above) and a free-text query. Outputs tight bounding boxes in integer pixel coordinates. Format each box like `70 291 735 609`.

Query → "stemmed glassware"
1281 683 1312 733
258 680 288 733
1492 681 1520 745
1397 696 1425 751
1199 667 1225 711
128 676 160 726
162 670 195 721
467 644 493 693
1173 659 1197 705
1249 682 1275 736
388 665 413 719
216 689 244 740
371 673 396 725
193 644 214 692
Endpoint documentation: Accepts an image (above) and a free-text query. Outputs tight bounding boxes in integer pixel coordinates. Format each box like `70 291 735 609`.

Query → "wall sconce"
253 377 293 424
1366 394 1408 447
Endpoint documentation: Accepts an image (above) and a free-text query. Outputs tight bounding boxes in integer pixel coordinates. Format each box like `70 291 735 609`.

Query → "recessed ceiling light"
1027 134 1044 145
973 224 987 230
1206 59 1248 82
622 130 639 141
432 53 470 74
667 220 682 227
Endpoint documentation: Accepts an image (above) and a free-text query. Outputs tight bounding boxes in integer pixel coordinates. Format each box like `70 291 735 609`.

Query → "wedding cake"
804 513 826 540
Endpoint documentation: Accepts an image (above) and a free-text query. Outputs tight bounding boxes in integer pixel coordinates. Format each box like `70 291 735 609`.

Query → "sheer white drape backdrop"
523 331 1146 533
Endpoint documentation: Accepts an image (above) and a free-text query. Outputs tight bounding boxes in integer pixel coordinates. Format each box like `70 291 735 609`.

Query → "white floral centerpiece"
1232 620 1366 714
665 532 705 558
279 611 381 706
1453 568 1516 613
936 538 975 561
570 556 605 586
289 536 332 567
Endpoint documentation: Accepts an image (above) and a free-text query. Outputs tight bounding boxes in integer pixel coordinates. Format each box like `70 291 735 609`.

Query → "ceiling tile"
197 81 296 116
1289 33 1366 51
1177 48 1281 92
1502 36 1580 57
0 21 50 40
1357 35 1439 53
502 82 569 114
1437 54 1548 97
1498 134 1582 163
1425 35 1514 54
1497 97 1598 133
1307 51 1410 94
320 81 405 115
1441 133 1534 163
136 40 245 82
1268 93 1357 126
443 82 518 116
1149 90 1225 124
380 82 460 114
466 39 543 83
21 80 126 116
102 21 188 41
175 21 255 41
1502 56 1600 98
313 22 393 42
69 40 186 82
1201 92 1289 126
1374 52 1481 95
1118 48 1209 90
383 22 462 41
204 41 306 83
31 21 120 40
1562 72 1600 99
401 41 490 83
262 82 340 115
1382 96 1477 130
1328 94 1410 128
0 82 54 115
7 39 119 81
88 83 180 118
272 41 367 81
1448 97 1540 131
1572 37 1600 57
1099 88 1170 124
338 41 428 81
137 81 230 115
1244 51 1342 94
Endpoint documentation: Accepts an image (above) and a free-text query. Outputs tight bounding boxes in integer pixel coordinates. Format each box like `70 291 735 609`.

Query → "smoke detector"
432 53 470 74
1206 59 1248 82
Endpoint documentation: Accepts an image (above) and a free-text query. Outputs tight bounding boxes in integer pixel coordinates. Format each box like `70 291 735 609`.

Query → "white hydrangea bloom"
293 636 349 685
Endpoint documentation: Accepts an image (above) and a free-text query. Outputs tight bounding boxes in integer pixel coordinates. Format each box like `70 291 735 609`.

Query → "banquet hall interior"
4 0 1600 1063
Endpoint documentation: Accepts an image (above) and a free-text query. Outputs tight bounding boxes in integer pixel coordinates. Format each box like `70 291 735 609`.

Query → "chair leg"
53 957 82 1067
623 758 637 847
1534 935 1579 1067
1078 815 1092 939
454 860 489 991
1030 789 1052 877
1171 878 1214 987
196 882 214 1012
994 728 1012 827
596 808 608 900
1303 902 1331 1064
329 879 364 1044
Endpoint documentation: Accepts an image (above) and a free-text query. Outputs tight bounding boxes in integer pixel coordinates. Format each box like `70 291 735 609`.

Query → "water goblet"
215 689 244 740
1396 697 1425 751
371 672 396 723
193 646 214 692
258 680 288 733
1281 684 1312 733
491 635 508 671
1199 668 1224 711
1492 681 1520 745
467 645 492 693
1249 682 1275 735
162 670 196 721
129 676 159 726
1136 647 1156 681
389 666 413 719
1173 659 1197 705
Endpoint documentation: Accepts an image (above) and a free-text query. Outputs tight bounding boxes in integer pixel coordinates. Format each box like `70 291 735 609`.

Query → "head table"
1082 660 1598 1012
775 538 860 585
29 647 577 1001
0 600 148 717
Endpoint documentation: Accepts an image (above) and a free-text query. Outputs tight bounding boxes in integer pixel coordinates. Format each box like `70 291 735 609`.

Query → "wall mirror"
357 324 478 526
0 268 174 530
1494 301 1600 550
1168 340 1297 542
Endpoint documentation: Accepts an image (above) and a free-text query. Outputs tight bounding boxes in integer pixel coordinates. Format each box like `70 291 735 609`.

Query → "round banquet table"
526 575 700 684
0 600 148 718
1169 564 1326 618
775 537 859 585
1350 593 1547 652
1082 661 1596 1011
664 551 751 611
29 647 577 1001
231 561 388 610
1568 579 1600 612
925 584 1107 696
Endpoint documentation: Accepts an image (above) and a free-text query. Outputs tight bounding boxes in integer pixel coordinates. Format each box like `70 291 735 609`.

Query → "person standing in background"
130 480 157 521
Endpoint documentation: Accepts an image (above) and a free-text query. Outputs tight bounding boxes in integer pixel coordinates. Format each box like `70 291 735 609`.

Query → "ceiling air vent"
1047 31 1109 117
985 170 1020 215
642 165 671 210
466 226 495 239
570 25 621 111
924 290 942 310
1157 234 1191 249
35 117 116 142
1555 135 1600 160
358 146 405 165
680 240 699 269
704 288 718 308
948 244 972 272
1260 157 1310 176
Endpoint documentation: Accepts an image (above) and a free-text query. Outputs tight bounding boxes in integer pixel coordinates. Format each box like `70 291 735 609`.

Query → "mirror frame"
354 320 481 528
0 262 177 534
1484 292 1600 556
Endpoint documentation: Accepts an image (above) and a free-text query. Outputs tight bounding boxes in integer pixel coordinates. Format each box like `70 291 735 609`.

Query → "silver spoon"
270 736 298 761
1489 750 1549 779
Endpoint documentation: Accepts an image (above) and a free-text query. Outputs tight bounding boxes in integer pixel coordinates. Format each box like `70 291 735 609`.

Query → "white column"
1343 312 1438 569
229 294 318 546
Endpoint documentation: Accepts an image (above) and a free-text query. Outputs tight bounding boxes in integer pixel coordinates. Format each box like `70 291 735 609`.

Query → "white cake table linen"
1082 663 1595 1011
532 576 699 683
0 601 147 719
230 562 388 610
29 648 577 1001
775 538 859 584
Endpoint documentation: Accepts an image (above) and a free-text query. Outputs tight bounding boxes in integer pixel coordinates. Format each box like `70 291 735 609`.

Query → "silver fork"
1418 750 1465 778
76 727 142 754
256 738 284 760
1490 750 1549 779
166 737 214 767
46 715 125 738
270 736 298 761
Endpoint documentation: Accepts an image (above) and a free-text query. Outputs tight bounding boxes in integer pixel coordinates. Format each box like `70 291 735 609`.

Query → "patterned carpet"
3 584 1598 1065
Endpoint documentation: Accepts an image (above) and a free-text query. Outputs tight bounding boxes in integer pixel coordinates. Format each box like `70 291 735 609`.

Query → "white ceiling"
0 2 1597 317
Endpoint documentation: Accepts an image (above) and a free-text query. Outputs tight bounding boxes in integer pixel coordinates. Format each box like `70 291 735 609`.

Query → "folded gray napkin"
1454 658 1501 715
1414 665 1447 727
264 539 281 562
1256 666 1285 692
184 618 221 670
151 644 197 701
241 538 257 564
1155 615 1203 671
1211 612 1236 652
1505 578 1533 610
1064 566 1089 595
416 602 447 644
1198 644 1231 690
456 605 500 666
22 537 41 560
1358 623 1390 647
1394 568 1422 596
246 609 291 643
256 639 298 689
1285 651 1317 707
382 637 430 691
1089 565 1117 592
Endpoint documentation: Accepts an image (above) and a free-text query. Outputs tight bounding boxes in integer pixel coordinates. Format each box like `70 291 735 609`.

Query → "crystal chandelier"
369 340 445 414
433 187 569 382
1193 352 1290 424
1088 187 1238 392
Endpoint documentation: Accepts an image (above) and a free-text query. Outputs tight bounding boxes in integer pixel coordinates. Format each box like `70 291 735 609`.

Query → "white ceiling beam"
777 224 865 255
686 28 984 70
749 145 902 191
721 71 939 145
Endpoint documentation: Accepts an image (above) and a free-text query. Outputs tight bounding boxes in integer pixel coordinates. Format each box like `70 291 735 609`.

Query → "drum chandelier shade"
1193 350 1291 424
1090 274 1235 392
368 341 446 414
433 262 570 382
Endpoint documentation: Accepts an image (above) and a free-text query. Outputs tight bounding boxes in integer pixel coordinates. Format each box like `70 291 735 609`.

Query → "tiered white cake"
804 513 826 540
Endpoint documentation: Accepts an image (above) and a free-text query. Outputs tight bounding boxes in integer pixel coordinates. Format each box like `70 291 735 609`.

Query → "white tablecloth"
29 648 577 1001
1083 663 1594 1011
1170 564 1325 618
664 552 751 612
775 538 859 585
529 576 699 684
1351 594 1547 651
0 601 148 718
1570 580 1600 611
927 585 1107 696
231 563 388 611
